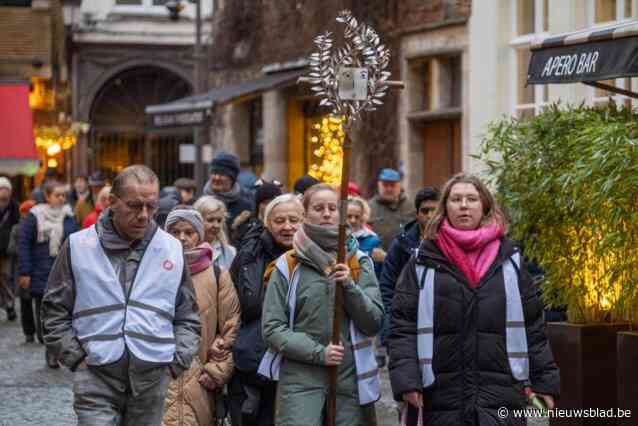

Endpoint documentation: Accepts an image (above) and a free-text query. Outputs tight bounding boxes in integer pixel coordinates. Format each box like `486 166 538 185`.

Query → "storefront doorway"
89 66 193 186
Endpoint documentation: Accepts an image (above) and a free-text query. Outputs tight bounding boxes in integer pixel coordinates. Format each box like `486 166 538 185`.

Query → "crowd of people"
0 151 560 426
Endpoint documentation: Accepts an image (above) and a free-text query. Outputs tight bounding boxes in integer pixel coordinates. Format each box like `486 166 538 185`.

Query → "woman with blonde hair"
261 184 383 425
347 196 384 275
194 195 236 270
388 173 559 425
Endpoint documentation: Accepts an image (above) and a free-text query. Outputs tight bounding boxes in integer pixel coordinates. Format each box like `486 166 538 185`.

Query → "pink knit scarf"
435 219 504 288
184 242 213 275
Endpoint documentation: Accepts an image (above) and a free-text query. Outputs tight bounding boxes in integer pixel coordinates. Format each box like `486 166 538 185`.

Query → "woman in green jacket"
261 184 384 426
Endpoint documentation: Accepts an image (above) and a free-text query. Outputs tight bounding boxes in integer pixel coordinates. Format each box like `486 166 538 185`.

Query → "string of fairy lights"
308 115 345 185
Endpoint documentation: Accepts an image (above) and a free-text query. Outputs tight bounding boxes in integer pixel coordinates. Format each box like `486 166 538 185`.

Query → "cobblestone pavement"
0 311 547 426
0 310 76 425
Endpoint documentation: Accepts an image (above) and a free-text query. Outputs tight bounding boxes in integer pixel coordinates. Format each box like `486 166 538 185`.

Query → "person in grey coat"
42 165 201 426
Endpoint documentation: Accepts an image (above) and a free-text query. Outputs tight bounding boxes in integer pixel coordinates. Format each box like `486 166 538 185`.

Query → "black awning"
145 69 304 129
527 20 638 85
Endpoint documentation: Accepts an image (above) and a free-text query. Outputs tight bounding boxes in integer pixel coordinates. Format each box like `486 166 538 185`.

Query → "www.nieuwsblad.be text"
498 407 632 419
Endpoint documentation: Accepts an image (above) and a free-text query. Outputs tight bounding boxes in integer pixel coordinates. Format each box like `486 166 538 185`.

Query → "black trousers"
228 371 276 426
20 295 42 341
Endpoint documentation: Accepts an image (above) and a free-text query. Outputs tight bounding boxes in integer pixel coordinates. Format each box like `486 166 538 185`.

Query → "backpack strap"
264 249 364 282
263 250 297 284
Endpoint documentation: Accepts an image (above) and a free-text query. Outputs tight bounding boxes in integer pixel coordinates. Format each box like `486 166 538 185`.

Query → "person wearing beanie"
163 204 240 426
230 180 283 248
0 177 19 321
202 152 253 242
292 174 320 195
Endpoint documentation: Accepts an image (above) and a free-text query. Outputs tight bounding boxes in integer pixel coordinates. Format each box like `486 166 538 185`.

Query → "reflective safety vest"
258 250 381 405
415 252 529 387
69 226 184 366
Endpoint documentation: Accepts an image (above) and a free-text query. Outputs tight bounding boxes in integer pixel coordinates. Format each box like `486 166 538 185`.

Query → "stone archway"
88 66 194 186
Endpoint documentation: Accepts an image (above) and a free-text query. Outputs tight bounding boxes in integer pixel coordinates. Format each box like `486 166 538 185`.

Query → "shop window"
440 55 462 108
515 44 548 118
594 0 633 22
421 60 432 111
517 0 536 35
511 0 549 118
516 0 549 35
595 0 617 22
414 54 462 112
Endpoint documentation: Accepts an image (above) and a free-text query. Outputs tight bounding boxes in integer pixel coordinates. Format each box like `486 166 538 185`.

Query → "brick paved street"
0 310 75 425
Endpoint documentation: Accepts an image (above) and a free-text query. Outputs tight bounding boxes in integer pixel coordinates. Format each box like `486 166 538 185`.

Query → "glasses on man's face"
121 199 159 215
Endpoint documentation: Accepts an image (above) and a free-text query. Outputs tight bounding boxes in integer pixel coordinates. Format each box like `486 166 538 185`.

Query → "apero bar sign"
527 36 638 84
540 51 599 78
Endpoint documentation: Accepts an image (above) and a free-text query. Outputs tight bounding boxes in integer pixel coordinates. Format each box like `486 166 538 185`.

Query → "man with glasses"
378 186 440 344
42 165 201 426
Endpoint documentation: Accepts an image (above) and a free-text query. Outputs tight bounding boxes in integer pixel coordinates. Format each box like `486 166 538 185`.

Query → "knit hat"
255 181 283 208
209 152 241 183
165 206 205 242
0 177 12 192
19 200 36 215
293 174 320 195
347 182 361 197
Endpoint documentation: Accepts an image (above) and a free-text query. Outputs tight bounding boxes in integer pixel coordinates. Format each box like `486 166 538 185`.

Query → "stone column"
261 89 288 186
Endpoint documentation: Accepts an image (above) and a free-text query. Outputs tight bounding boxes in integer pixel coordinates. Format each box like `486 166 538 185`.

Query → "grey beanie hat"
165 207 205 242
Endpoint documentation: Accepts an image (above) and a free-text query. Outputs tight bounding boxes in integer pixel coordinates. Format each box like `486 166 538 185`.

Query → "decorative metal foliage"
307 10 391 120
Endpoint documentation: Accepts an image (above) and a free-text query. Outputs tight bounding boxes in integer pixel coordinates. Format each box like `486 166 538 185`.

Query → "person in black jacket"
379 187 439 344
0 177 20 321
201 152 253 242
388 173 559 426
228 193 303 426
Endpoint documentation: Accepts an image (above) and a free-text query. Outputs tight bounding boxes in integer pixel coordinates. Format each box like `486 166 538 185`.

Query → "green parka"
261 253 384 426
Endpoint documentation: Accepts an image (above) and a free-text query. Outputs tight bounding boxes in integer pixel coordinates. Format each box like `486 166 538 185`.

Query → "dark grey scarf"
202 181 241 205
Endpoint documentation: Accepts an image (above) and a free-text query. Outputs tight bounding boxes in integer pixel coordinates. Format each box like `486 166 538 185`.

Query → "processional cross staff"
298 10 404 426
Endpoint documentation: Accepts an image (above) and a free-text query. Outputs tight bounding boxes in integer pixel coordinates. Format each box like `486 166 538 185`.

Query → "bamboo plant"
478 103 638 326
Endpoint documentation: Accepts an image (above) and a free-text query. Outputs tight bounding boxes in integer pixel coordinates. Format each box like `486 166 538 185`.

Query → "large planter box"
617 331 638 426
547 322 630 426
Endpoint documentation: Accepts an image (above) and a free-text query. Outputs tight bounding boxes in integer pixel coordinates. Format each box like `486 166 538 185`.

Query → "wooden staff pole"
326 126 353 426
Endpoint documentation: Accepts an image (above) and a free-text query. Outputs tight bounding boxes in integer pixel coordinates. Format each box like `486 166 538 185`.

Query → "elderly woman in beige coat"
163 205 241 426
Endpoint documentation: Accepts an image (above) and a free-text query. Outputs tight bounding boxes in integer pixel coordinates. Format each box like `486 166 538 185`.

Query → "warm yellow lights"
29 78 55 111
47 158 58 168
34 121 88 159
46 143 61 156
308 115 345 184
